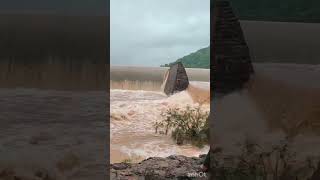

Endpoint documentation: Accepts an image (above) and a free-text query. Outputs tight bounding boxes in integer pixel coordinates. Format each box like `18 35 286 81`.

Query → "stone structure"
111 155 208 180
211 0 254 95
163 62 189 95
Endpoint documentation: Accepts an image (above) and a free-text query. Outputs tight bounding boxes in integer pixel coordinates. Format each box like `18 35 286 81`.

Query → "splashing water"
110 88 210 163
212 63 320 163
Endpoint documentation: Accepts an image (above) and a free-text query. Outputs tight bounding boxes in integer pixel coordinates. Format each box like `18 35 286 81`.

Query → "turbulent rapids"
212 63 320 168
110 65 210 163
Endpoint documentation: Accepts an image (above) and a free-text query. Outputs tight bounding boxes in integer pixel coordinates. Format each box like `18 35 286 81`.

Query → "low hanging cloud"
111 0 210 66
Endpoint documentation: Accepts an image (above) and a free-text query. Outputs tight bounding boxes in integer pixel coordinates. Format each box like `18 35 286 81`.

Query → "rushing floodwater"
0 61 107 180
110 66 210 163
110 89 210 163
212 63 320 165
110 66 210 91
0 90 107 179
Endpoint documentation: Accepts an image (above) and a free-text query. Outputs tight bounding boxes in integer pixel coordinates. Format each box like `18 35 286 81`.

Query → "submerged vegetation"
154 106 209 148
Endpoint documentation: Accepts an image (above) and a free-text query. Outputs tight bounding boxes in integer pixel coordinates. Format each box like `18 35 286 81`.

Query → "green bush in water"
154 105 209 148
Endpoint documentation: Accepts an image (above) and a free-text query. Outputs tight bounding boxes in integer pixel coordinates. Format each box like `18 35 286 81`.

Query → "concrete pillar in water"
163 62 189 95
212 0 254 96
206 0 255 172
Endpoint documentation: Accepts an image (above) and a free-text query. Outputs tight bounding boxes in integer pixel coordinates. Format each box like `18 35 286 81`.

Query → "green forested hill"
161 46 210 69
162 1 320 68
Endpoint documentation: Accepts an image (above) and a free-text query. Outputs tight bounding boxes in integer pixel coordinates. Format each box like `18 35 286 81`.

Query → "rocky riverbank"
110 155 209 180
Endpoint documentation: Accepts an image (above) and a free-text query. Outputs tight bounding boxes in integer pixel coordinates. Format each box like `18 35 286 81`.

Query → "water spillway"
110 66 210 91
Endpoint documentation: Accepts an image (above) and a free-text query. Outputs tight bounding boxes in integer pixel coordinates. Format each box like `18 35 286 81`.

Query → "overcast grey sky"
111 0 210 67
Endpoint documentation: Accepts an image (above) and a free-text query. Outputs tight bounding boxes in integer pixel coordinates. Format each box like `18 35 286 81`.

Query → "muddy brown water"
0 61 107 180
212 63 320 164
110 66 210 163
110 89 210 163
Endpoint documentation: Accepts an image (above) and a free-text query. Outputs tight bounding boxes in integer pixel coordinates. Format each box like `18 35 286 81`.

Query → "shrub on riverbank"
154 105 209 147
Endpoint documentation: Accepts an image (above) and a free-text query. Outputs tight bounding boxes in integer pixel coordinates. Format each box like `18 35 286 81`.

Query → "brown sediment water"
212 63 320 163
110 66 210 163
187 82 210 104
0 59 107 179
110 89 210 163
0 14 108 179
248 65 320 137
0 89 107 180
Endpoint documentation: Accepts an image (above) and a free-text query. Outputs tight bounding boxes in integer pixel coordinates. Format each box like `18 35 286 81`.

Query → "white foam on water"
110 90 198 136
110 86 210 163
119 140 179 159
212 64 320 165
